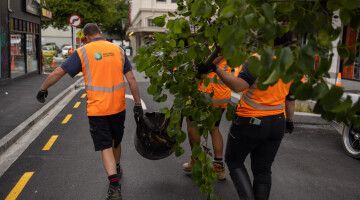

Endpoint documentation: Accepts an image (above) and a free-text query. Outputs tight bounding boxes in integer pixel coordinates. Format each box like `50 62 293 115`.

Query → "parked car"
42 45 58 57
341 91 360 159
45 42 61 54
62 45 72 58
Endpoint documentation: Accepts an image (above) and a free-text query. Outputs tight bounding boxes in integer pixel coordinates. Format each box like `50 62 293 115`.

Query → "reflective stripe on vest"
79 46 125 93
201 92 231 104
240 79 285 111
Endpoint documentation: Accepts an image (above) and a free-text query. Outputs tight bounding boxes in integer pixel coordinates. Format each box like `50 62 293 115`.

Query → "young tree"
134 0 360 199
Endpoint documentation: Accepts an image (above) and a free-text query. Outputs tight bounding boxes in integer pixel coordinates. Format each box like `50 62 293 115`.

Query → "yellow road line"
5 172 34 200
81 93 86 98
42 135 59 151
62 114 72 124
73 102 81 108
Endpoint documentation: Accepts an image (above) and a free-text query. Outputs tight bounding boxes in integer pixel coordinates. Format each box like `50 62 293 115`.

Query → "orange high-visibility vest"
198 60 232 108
237 54 291 117
77 40 126 116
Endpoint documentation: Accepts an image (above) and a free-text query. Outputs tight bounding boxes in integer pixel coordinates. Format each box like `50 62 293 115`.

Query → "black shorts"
188 108 225 127
88 110 126 151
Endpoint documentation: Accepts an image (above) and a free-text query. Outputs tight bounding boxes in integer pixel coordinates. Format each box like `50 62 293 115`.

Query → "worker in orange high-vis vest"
183 58 232 180
36 23 142 200
197 33 295 200
68 47 73 55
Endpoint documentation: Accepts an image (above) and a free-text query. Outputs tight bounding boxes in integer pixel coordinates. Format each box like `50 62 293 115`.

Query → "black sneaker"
106 184 122 200
117 164 123 179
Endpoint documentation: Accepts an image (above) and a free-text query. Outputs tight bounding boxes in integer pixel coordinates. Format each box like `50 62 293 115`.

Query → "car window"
42 46 51 50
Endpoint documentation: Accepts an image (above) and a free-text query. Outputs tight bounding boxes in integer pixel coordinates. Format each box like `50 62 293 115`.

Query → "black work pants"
225 113 285 185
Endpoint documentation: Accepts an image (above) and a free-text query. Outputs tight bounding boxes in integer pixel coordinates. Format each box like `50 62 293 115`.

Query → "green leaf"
170 111 182 124
174 97 185 111
263 70 281 85
260 48 274 71
344 0 360 10
331 97 352 113
278 47 293 72
176 131 187 143
294 83 313 100
244 13 257 28
312 83 329 100
192 144 202 157
147 85 157 95
190 121 198 127
321 86 344 108
154 14 166 27
340 8 351 25
344 51 356 66
159 107 169 114
317 29 331 47
337 45 350 59
226 103 236 121
298 45 315 73
315 56 331 77
169 39 177 48
191 0 212 18
248 57 261 77
204 78 211 87
178 40 185 48
205 26 216 37
219 5 236 18
200 112 209 121
261 3 274 23
327 0 343 11
168 11 175 17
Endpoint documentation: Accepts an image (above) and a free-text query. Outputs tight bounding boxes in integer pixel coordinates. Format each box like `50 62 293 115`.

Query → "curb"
0 77 84 154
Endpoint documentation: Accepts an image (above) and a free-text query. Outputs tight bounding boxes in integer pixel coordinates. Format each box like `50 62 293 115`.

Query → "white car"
62 46 72 58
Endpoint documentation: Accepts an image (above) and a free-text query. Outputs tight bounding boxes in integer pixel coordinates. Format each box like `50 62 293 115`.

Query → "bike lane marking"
5 172 34 200
42 135 59 151
62 114 72 124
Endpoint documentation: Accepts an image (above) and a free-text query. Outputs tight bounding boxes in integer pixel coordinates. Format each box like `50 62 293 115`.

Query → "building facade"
41 26 72 48
0 0 51 84
126 0 177 55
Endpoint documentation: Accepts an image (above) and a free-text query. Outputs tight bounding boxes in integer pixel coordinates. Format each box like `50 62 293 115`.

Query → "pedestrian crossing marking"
81 93 86 98
62 114 72 124
73 102 81 108
5 172 34 200
42 135 59 151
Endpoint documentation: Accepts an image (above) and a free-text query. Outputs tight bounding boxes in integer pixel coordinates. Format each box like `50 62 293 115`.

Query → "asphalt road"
0 70 359 200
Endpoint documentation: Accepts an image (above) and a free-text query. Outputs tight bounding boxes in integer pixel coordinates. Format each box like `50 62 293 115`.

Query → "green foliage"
134 0 360 198
42 0 129 41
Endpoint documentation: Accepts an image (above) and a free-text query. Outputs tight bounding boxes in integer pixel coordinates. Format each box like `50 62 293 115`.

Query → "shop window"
171 0 177 3
342 26 360 80
26 35 38 73
157 0 166 2
10 18 14 30
10 34 25 78
148 19 155 27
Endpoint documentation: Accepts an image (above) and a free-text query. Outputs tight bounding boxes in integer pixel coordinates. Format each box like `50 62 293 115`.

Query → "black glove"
285 119 294 134
196 63 218 74
36 89 48 103
133 104 143 118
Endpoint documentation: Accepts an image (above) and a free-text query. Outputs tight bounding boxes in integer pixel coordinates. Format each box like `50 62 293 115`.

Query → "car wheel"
342 124 360 159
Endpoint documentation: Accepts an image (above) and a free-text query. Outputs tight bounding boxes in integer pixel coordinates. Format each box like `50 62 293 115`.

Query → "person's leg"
109 111 126 179
225 116 264 200
102 147 117 176
211 127 223 159
183 117 200 171
250 114 285 200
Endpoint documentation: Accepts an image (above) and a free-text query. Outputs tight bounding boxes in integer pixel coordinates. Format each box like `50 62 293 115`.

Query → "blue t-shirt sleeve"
238 60 256 86
123 55 132 74
61 51 82 78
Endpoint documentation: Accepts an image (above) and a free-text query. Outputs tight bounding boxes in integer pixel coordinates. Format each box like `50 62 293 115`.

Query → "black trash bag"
134 112 176 160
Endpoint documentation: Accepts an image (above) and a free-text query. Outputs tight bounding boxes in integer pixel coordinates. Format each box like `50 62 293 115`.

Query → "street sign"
69 14 81 27
76 30 84 39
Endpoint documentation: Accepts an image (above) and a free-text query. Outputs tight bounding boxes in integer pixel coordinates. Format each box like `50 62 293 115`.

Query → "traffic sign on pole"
69 14 81 27
76 30 84 39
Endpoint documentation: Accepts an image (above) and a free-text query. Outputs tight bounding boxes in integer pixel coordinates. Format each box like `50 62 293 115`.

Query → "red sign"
69 14 81 27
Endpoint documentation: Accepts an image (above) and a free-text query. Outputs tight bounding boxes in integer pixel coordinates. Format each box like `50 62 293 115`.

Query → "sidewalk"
0 73 83 153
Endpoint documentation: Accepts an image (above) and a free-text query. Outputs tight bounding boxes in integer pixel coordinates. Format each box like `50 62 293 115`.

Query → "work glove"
196 63 218 75
36 89 48 103
133 104 143 118
285 119 294 134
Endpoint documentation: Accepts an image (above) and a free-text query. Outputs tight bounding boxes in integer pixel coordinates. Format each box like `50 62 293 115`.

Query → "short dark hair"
83 23 101 36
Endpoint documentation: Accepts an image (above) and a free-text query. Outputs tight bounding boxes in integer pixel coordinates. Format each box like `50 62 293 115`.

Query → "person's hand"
133 104 143 118
285 119 294 134
196 63 218 74
36 89 48 103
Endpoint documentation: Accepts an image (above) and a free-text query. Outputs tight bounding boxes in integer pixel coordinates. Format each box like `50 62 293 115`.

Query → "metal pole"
72 27 76 49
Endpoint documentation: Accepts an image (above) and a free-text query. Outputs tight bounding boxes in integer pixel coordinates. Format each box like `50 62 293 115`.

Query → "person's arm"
40 67 67 90
285 100 295 120
124 70 141 105
214 67 250 93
